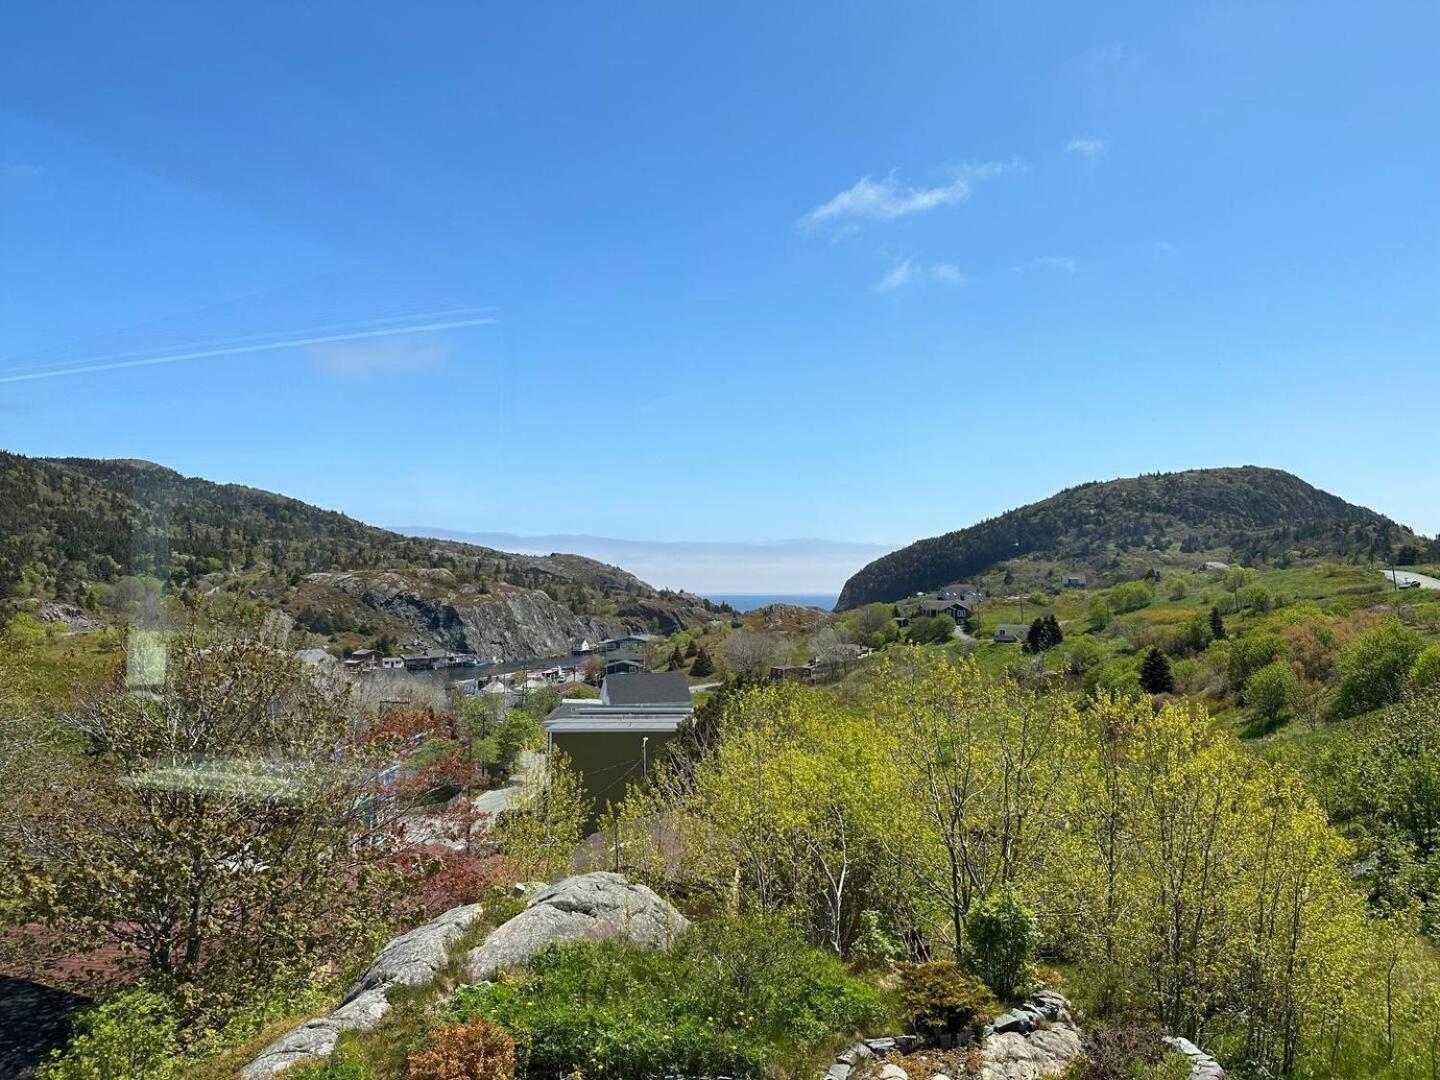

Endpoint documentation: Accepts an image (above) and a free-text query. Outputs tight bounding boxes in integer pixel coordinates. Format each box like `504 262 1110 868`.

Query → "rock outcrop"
1162 1035 1225 1079
240 903 483 1079
466 871 689 982
979 991 1082 1080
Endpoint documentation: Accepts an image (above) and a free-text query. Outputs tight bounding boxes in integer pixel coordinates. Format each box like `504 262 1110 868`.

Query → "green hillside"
837 466 1431 609
0 451 717 641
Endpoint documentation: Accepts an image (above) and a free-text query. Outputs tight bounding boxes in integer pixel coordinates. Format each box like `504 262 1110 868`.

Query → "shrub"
966 885 1037 1000
1245 660 1301 730
1410 645 1440 694
1236 584 1275 613
1064 637 1105 677
1110 582 1153 615
290 1048 377 1080
1087 598 1113 632
1065 1018 1183 1080
450 915 883 1080
1332 620 1424 718
405 1020 516 1080
897 960 995 1038
1226 632 1287 692
851 908 902 968
40 989 180 1080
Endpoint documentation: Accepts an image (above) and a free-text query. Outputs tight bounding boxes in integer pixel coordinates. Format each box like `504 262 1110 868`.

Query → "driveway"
470 749 542 816
1381 568 1440 591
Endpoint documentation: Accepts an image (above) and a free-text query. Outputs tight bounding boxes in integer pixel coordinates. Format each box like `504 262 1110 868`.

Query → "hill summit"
0 451 718 655
836 466 1426 609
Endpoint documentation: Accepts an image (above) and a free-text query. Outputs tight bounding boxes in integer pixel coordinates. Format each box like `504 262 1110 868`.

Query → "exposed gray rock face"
314 570 632 657
240 903 483 1078
979 991 1082 1080
1162 1035 1225 1079
466 871 689 982
348 903 483 998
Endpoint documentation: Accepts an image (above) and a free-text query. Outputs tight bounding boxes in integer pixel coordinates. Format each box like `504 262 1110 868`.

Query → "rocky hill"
0 451 719 655
837 466 1429 609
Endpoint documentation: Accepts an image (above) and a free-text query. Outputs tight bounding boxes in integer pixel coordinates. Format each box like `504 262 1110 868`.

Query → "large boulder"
240 903 483 1078
1162 1035 1226 1079
466 871 688 982
979 992 1082 1080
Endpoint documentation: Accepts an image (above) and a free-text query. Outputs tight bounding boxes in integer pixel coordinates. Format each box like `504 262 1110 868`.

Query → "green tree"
1043 614 1064 649
1410 646 1440 694
1245 661 1301 730
1139 647 1175 695
495 751 587 881
966 885 1037 1000
666 645 685 671
1110 581 1154 614
1208 606 1227 641
6 615 405 1010
910 614 956 645
1024 618 1047 654
39 988 180 1080
689 647 715 678
1087 597 1113 633
1332 620 1424 719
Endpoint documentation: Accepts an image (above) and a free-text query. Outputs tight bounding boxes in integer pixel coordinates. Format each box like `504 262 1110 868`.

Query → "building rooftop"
601 671 691 706
544 700 693 734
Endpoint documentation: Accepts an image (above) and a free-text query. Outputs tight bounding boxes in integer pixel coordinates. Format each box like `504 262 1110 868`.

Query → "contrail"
0 314 499 385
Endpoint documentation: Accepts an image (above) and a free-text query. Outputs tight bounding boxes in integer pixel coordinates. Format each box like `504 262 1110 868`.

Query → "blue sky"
2 2 1437 591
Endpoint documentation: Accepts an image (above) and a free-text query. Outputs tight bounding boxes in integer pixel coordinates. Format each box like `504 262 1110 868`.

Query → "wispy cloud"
874 259 967 292
1155 240 1176 254
874 260 916 292
0 162 44 180
308 338 449 380
1066 137 1107 159
1013 255 1077 275
799 159 1021 234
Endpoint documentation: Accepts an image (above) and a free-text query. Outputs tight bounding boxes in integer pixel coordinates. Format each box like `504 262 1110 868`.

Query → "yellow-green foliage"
618 649 1370 1078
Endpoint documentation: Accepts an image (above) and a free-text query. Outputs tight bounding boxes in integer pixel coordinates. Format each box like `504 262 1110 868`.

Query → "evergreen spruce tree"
1043 614 1064 649
667 645 685 671
1025 618 1046 654
689 647 715 678
1139 647 1175 694
684 639 699 659
1209 606 1227 641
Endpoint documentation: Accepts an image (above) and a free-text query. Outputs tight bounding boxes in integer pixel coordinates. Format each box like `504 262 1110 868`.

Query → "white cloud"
799 159 1021 233
1013 255 1077 275
874 259 916 292
308 339 449 380
1066 137 1107 159
0 162 44 180
1155 240 1176 254
874 259 967 292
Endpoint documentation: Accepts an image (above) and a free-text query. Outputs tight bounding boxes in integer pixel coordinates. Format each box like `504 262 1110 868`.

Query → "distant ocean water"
705 594 838 612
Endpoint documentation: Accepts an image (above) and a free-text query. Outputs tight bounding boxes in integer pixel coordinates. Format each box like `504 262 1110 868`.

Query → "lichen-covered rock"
979 992 1082 1080
348 902 482 998
240 903 484 1078
1162 1035 1226 1078
466 871 688 981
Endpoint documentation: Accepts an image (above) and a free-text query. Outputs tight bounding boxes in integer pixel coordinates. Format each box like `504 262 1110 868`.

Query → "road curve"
1381 568 1440 591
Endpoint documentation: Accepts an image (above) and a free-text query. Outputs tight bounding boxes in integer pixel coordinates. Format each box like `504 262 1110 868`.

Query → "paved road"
470 750 542 816
1381 568 1440 591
